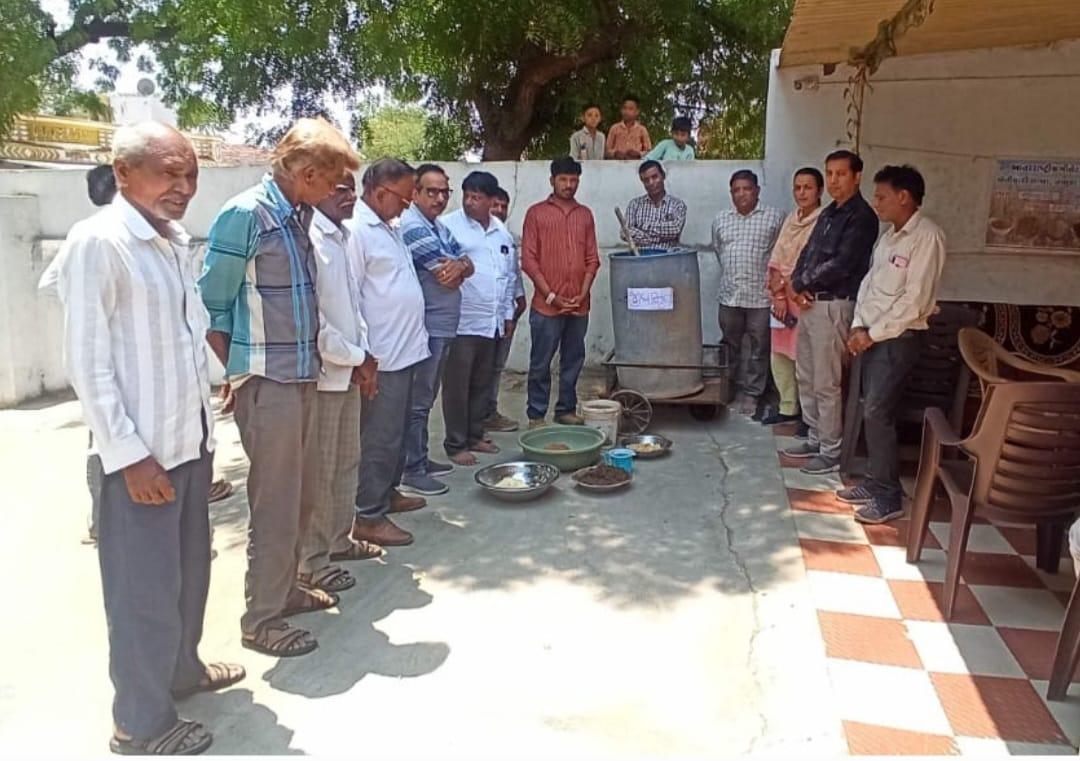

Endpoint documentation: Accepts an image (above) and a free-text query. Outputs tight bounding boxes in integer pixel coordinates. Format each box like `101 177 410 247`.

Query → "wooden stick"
614 206 641 256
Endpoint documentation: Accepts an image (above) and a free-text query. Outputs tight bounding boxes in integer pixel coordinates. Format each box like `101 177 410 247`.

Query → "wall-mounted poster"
986 158 1080 253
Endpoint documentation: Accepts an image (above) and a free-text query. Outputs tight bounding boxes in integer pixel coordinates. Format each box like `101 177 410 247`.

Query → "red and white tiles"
772 423 1079 755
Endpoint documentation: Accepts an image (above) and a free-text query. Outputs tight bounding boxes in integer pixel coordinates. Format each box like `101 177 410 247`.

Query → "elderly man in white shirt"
297 171 384 596
346 158 431 548
440 171 518 466
55 123 242 755
840 165 946 525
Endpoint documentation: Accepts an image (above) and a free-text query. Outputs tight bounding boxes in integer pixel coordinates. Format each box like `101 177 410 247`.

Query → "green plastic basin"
519 425 605 471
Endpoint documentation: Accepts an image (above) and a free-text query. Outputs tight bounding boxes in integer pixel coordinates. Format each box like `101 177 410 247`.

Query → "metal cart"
600 343 730 434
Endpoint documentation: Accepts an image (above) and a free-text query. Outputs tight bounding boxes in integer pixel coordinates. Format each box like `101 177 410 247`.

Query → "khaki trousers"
233 378 318 635
795 300 853 459
298 386 362 575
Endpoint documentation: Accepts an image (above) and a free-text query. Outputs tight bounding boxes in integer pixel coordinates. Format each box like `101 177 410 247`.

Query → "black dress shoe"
760 411 800 426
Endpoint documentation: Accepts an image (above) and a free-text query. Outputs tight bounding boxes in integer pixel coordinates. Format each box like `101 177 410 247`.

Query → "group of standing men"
52 117 605 754
709 150 946 525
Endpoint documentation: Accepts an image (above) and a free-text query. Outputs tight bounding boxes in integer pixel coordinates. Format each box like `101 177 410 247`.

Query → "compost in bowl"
518 424 605 471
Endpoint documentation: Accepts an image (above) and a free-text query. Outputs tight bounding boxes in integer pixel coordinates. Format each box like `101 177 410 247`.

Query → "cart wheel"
611 389 652 434
689 404 720 421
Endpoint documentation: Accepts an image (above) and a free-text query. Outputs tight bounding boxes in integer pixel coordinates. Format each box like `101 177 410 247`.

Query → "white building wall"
762 40 1080 306
1 160 764 406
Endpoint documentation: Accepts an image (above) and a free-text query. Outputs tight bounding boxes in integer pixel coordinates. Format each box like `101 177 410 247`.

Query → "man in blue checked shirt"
398 163 474 496
200 118 359 659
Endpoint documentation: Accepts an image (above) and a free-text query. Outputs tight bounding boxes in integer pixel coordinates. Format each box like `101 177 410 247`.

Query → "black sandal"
241 620 317 658
281 586 339 618
172 662 246 700
110 719 212 755
300 567 356 594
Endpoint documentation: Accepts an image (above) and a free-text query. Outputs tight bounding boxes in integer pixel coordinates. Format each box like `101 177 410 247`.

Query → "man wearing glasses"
346 158 431 548
399 164 473 495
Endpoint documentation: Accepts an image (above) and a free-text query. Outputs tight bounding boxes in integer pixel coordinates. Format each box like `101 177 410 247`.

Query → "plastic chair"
1049 573 1080 701
906 381 1080 619
958 327 1080 395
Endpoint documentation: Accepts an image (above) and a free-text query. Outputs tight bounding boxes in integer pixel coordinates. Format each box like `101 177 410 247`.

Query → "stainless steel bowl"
474 461 560 502
617 434 673 459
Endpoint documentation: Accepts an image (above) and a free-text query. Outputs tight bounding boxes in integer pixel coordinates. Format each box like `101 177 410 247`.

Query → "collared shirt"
605 121 652 158
570 128 606 161
853 211 947 342
345 200 430 372
399 203 464 339
790 192 880 299
199 174 319 384
56 195 215 474
625 192 687 247
711 204 786 308
521 195 601 317
441 209 517 338
310 209 370 392
644 139 695 162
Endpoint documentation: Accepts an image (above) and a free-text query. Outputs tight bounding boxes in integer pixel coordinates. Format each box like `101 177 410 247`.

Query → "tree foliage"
358 103 468 161
2 0 792 159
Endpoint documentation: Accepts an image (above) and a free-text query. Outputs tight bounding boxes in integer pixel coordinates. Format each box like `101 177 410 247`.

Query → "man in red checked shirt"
521 156 600 428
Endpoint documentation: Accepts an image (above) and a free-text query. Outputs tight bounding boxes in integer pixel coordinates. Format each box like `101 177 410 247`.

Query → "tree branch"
52 17 175 58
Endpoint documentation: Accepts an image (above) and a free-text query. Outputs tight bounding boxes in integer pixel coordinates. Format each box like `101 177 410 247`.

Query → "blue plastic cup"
603 448 636 474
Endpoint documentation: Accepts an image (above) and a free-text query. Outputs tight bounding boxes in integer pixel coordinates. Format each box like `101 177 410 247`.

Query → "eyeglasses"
421 187 453 199
379 185 413 205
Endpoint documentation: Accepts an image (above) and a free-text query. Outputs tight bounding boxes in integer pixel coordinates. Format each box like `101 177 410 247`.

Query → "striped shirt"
521 195 600 317
625 193 687 246
400 203 464 338
199 175 320 383
55 195 215 474
712 204 786 309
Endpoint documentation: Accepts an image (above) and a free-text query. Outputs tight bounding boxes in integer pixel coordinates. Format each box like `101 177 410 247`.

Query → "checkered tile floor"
772 423 1080 755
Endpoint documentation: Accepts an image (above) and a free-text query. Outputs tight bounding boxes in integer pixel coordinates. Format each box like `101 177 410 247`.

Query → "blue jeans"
527 310 588 420
403 335 454 477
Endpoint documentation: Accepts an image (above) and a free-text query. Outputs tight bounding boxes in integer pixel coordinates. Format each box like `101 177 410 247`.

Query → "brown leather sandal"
241 620 317 658
110 719 212 755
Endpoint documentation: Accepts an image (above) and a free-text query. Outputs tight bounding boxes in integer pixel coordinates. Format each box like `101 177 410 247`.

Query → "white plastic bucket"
581 399 621 446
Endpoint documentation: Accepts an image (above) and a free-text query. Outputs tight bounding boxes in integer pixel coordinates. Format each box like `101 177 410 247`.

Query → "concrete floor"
0 375 843 757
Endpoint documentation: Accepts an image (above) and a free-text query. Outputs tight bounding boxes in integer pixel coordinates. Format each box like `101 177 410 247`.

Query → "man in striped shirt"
56 122 242 755
521 156 600 427
200 119 360 658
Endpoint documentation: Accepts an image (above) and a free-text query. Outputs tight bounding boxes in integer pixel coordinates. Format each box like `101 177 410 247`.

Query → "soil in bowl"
578 465 631 486
544 443 572 451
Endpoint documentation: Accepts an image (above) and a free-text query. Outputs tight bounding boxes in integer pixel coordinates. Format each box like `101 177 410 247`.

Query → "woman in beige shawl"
762 168 824 427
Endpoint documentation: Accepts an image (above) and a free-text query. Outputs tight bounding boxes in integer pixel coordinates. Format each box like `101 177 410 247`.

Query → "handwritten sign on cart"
627 287 674 311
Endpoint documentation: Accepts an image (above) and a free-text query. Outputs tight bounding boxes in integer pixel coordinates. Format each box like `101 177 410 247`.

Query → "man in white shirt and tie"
297 171 384 596
55 122 242 755
440 171 518 466
347 158 431 548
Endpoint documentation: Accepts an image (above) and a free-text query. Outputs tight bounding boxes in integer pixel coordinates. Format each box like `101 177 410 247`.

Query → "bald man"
55 122 242 755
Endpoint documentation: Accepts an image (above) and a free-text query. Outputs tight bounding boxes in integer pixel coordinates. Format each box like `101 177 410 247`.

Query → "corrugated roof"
780 0 1080 67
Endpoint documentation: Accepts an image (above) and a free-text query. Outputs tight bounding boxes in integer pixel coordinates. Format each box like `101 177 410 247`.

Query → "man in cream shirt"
347 158 431 548
839 165 946 524
298 171 384 597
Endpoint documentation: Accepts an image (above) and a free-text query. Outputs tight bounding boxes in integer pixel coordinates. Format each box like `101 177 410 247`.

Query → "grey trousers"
861 331 920 496
485 330 515 419
719 305 771 400
796 299 854 459
98 443 212 740
443 334 497 455
356 365 416 519
233 378 319 635
299 387 362 575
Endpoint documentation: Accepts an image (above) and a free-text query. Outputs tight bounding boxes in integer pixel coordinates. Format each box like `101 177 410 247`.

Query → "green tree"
358 103 468 161
1 0 792 159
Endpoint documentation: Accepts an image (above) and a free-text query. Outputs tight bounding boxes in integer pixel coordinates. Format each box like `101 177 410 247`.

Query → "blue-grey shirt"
400 203 464 339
